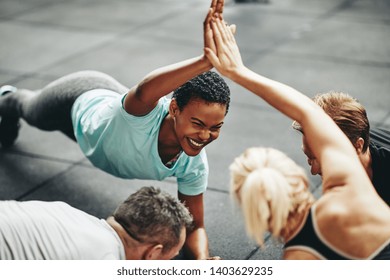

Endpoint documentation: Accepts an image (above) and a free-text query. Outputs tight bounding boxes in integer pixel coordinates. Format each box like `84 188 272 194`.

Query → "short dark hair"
292 91 370 152
113 186 193 252
172 71 230 115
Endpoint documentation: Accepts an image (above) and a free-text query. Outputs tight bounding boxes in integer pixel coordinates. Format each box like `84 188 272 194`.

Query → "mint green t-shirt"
71 89 208 196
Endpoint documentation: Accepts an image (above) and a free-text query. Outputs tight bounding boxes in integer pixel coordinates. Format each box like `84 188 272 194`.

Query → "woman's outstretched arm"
205 17 369 190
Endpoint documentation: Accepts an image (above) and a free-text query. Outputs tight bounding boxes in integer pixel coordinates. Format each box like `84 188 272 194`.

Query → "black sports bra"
284 208 390 260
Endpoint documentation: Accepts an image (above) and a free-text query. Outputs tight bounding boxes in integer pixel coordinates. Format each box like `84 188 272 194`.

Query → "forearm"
208 15 361 185
231 66 359 174
184 227 209 260
207 16 319 127
178 192 210 260
229 66 317 125
137 55 212 103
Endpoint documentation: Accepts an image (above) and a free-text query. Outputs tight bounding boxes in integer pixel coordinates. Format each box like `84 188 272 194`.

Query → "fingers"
212 18 236 45
225 22 236 42
229 24 237 35
204 7 217 54
205 0 221 25
215 0 224 15
210 0 223 15
204 47 219 67
204 8 213 26
210 0 217 12
210 19 224 51
214 18 230 44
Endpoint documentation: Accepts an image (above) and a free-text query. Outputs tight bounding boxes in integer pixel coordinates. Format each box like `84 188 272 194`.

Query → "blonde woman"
205 16 390 259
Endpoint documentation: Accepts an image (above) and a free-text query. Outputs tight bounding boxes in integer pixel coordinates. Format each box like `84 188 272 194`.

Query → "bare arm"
124 57 212 116
178 192 217 260
205 18 369 189
124 0 225 116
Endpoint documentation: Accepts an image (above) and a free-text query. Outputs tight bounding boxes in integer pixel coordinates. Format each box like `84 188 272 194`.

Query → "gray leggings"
0 71 129 140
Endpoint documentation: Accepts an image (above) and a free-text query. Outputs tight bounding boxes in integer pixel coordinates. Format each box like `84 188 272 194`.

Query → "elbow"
133 79 153 105
134 80 145 100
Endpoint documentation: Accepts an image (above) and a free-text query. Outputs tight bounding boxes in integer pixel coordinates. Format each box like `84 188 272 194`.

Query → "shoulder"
370 127 390 163
370 142 390 163
117 96 169 132
370 127 390 150
314 195 351 230
123 96 169 118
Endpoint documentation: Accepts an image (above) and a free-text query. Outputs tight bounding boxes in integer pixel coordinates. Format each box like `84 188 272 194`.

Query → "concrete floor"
1 0 389 259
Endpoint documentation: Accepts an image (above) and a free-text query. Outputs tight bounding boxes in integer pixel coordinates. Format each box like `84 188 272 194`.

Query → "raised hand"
204 0 225 56
213 0 224 15
205 17 243 79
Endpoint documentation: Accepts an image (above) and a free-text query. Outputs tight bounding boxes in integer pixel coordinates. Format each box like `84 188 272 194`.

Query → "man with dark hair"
292 91 390 205
0 186 193 260
0 0 229 259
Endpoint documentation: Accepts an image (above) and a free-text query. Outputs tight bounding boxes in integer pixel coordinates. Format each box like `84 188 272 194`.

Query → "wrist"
224 65 245 81
200 54 213 71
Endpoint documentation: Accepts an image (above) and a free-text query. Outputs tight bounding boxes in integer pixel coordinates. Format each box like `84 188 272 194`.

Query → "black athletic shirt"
369 127 390 206
284 208 390 259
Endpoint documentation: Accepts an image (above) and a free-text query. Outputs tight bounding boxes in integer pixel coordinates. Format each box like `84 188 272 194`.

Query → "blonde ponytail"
230 147 312 245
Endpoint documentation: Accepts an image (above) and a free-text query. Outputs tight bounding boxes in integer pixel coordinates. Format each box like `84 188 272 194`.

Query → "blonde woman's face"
302 135 322 176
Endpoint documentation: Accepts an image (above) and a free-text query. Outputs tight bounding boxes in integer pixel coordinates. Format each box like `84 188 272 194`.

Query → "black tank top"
284 209 390 259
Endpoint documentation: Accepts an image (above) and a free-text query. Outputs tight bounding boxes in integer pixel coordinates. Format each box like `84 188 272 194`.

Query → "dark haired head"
172 71 230 115
113 186 193 253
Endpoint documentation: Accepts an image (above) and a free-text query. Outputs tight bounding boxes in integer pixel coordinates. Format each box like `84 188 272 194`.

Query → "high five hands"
204 0 237 69
199 0 243 261
204 0 224 56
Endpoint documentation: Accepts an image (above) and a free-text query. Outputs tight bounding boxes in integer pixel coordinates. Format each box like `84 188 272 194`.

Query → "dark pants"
0 71 129 140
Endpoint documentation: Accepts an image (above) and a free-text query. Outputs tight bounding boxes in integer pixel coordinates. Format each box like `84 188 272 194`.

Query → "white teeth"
189 138 204 147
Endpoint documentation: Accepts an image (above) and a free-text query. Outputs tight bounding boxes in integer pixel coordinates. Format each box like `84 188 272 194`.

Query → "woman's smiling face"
170 98 226 157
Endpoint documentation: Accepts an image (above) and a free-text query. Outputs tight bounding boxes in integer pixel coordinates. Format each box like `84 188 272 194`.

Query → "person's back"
369 127 390 205
0 200 124 260
370 127 390 150
312 185 390 259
